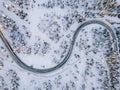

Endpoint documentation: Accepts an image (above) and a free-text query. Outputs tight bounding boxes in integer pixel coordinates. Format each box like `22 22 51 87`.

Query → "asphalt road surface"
0 19 119 74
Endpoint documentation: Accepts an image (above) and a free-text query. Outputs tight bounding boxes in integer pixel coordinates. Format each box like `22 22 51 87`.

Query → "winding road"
0 19 119 74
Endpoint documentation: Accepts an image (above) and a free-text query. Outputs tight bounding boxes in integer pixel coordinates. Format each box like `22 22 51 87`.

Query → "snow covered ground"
0 0 120 90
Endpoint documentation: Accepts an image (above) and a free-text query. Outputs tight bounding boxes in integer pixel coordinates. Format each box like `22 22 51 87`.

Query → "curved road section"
0 19 119 74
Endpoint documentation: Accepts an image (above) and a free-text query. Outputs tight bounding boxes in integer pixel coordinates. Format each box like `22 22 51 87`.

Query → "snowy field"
0 0 120 90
